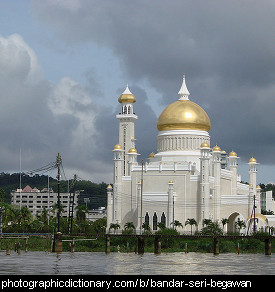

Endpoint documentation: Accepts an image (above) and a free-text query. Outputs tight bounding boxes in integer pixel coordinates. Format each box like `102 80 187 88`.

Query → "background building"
11 185 79 218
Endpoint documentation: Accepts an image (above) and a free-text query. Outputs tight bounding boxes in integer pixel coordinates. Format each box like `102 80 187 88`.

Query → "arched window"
161 212 166 226
145 212 149 225
153 212 157 230
128 106 131 114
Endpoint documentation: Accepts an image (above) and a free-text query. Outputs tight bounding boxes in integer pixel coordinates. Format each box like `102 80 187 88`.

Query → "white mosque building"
106 75 271 234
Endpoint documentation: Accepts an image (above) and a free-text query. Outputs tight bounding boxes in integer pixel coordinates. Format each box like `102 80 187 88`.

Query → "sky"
0 0 274 185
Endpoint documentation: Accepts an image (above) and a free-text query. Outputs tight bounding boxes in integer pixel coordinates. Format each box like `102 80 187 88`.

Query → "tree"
221 218 229 232
172 220 183 231
202 219 212 227
40 207 49 225
200 221 223 236
185 218 198 235
235 218 246 233
142 222 151 232
109 223 120 234
76 204 89 222
124 222 135 231
92 217 106 234
157 222 166 230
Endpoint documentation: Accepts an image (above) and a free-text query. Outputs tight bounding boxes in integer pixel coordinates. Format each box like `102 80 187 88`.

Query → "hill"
0 172 108 209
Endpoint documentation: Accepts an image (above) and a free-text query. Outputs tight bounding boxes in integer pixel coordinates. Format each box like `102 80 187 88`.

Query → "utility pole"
56 153 61 233
140 160 144 235
253 195 256 233
68 174 77 234
172 195 175 229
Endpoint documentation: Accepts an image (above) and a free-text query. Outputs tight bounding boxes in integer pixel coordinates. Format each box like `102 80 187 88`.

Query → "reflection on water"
0 251 274 275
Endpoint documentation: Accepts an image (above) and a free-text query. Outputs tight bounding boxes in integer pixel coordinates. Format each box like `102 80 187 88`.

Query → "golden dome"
249 157 257 163
229 151 237 157
107 184 112 189
128 148 137 153
113 144 123 150
212 145 221 152
118 85 136 104
148 152 155 158
168 180 174 184
157 100 211 131
200 142 210 148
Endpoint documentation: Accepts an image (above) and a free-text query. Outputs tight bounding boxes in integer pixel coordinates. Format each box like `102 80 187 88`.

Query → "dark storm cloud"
31 1 275 179
0 34 106 181
93 85 158 164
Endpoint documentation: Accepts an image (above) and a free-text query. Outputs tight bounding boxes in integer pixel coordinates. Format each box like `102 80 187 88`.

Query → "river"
0 251 274 275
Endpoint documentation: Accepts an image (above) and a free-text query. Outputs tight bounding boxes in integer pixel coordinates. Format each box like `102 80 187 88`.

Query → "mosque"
106 75 267 234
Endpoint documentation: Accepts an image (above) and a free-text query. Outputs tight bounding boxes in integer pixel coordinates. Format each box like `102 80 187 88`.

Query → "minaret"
116 85 138 176
200 142 211 222
248 157 259 210
248 157 258 194
112 144 124 226
212 145 221 221
127 147 139 174
228 151 239 196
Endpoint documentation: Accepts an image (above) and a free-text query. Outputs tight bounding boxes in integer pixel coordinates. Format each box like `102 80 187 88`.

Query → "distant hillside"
0 172 108 209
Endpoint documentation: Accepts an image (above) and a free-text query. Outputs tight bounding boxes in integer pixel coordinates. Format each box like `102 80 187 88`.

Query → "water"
0 251 274 275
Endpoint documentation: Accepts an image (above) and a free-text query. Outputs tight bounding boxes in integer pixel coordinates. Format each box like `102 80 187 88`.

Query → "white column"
200 143 210 222
228 151 239 196
212 146 221 221
112 145 124 226
136 180 142 234
106 185 113 232
249 157 258 197
168 181 174 228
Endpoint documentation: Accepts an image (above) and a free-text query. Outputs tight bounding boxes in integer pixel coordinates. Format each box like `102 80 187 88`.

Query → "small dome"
249 157 257 163
212 145 221 152
118 85 136 104
148 152 155 158
128 148 137 153
113 144 123 150
168 180 174 184
229 151 237 157
107 184 112 189
200 142 210 148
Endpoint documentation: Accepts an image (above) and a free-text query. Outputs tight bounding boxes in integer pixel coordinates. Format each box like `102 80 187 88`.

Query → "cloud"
0 34 107 181
0 33 159 184
31 0 275 169
1 1 275 183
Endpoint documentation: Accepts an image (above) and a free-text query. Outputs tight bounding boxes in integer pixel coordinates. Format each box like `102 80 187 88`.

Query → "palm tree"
109 223 120 234
185 218 198 235
202 218 212 227
221 218 229 233
124 222 135 230
142 222 151 232
235 218 246 234
18 206 32 232
173 220 183 230
76 205 89 222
